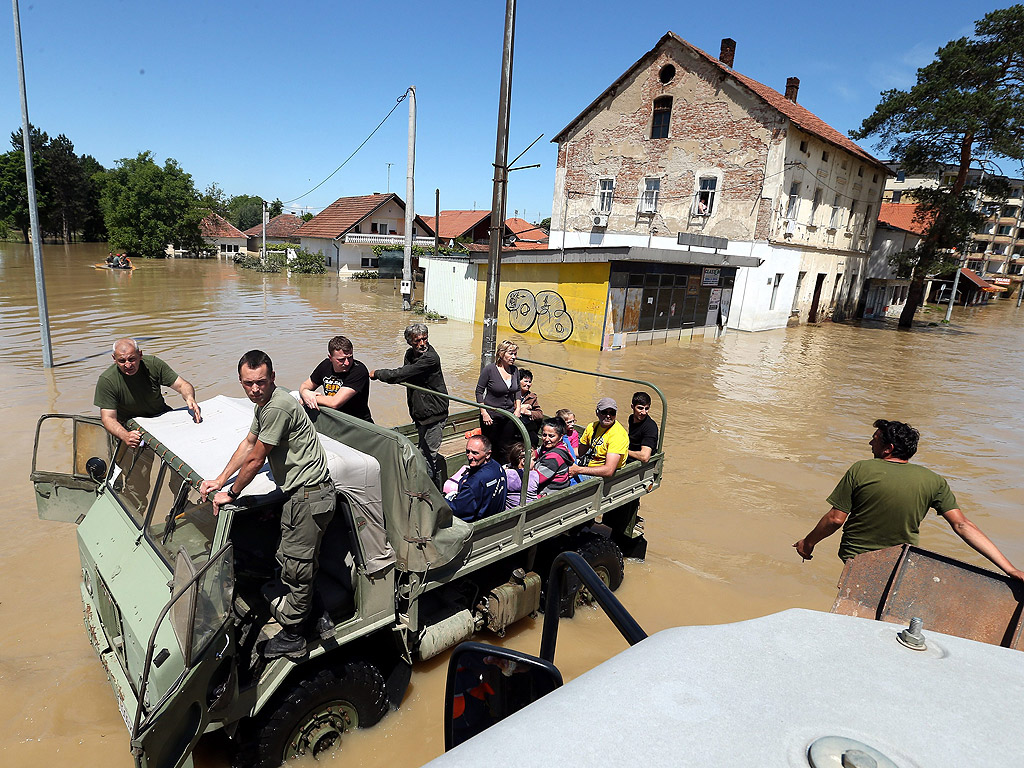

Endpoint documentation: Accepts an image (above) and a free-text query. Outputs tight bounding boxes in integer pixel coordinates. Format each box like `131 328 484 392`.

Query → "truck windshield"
145 472 217 568
109 442 162 528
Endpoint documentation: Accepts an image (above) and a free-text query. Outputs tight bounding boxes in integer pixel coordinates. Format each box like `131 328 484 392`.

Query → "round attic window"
658 64 676 84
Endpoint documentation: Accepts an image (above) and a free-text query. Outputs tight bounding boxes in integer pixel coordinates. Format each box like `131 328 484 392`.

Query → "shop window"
651 97 672 139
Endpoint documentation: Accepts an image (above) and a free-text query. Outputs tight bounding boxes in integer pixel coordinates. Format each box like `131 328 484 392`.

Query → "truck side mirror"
85 457 107 483
443 641 562 751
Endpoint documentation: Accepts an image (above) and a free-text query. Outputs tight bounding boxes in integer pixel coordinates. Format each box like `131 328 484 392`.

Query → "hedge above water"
233 247 326 274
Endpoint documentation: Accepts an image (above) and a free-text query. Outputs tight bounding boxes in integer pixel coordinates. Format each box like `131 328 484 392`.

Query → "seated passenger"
627 391 659 463
446 435 507 522
504 442 537 509
533 418 574 495
517 368 544 448
568 397 628 482
555 408 579 453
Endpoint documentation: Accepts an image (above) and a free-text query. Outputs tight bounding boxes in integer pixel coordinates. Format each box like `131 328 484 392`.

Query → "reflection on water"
2 242 1023 767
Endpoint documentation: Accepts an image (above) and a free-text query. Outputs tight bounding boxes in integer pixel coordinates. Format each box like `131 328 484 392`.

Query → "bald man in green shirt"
795 419 1024 581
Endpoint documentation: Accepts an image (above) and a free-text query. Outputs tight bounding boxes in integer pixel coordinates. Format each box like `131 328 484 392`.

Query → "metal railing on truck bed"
397 358 665 581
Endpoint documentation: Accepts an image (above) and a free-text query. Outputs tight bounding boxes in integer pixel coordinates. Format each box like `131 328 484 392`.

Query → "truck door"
31 414 114 523
131 543 236 768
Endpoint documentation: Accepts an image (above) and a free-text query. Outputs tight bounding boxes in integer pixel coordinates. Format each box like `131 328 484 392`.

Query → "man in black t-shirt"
298 335 373 422
627 391 659 463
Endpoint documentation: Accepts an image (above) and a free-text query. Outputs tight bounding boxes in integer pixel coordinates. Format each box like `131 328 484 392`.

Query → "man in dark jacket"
372 323 450 488
447 435 507 522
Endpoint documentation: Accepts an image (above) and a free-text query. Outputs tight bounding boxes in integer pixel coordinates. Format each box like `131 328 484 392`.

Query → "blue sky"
0 1 1012 222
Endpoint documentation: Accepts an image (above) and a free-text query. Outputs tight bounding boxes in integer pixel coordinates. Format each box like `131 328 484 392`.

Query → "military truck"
30 361 664 768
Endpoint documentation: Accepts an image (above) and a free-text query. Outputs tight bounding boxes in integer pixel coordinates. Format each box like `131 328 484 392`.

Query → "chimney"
785 77 800 102
719 38 736 68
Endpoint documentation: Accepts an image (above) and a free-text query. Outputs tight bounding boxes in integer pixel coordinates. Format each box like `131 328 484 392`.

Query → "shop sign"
701 267 721 286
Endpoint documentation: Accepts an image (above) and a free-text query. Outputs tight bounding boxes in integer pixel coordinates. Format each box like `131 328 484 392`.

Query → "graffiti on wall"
506 289 574 342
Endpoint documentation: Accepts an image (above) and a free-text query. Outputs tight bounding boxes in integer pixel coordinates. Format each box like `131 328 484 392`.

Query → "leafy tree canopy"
852 5 1024 326
201 182 229 217
100 151 205 258
268 198 283 218
227 194 264 231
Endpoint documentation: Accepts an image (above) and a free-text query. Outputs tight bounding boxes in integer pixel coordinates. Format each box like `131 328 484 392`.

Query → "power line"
282 91 409 206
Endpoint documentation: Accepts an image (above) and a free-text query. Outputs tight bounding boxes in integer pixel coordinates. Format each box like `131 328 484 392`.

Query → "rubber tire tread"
233 660 388 768
558 533 625 617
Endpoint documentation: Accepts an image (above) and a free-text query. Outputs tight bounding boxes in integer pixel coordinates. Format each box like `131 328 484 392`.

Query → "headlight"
82 566 94 597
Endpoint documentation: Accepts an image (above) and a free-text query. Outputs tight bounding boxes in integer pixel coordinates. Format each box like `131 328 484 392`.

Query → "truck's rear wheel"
235 661 388 767
560 533 624 616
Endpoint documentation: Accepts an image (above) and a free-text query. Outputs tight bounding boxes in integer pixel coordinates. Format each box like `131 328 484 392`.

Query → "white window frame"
694 176 718 216
810 187 823 224
786 182 801 219
641 178 661 213
598 178 615 213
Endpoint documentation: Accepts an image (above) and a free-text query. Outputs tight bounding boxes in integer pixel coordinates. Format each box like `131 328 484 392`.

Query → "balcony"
342 233 437 247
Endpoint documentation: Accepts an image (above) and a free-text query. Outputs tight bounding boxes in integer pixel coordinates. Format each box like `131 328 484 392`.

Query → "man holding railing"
371 323 450 489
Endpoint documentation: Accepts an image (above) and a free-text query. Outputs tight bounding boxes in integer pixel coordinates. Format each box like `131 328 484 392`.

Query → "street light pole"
402 86 416 311
11 0 52 367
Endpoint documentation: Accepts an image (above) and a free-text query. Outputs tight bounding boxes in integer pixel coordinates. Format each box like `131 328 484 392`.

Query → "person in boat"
371 323 450 489
200 350 336 660
105 253 116 266
94 337 201 447
447 434 507 522
475 339 522 464
794 419 1024 581
627 391 659 463
298 335 373 423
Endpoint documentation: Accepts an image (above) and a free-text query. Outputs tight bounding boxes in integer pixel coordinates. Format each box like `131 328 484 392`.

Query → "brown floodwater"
2 242 1023 767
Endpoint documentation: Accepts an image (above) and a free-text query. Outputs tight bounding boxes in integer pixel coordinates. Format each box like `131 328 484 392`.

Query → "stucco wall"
473 262 612 349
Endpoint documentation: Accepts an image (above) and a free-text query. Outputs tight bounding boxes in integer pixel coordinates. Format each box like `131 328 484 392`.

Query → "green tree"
78 155 108 241
301 212 314 222
227 194 263 231
100 151 205 257
201 182 229 217
539 217 551 231
268 198 283 218
852 5 1024 327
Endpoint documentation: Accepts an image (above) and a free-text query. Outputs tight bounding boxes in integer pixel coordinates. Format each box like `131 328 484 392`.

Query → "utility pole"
12 0 52 367
402 86 416 311
481 0 516 370
386 162 393 194
945 165 987 323
434 188 440 258
261 199 267 262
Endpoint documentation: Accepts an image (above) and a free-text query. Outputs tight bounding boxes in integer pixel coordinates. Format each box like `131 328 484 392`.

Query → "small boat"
94 259 135 271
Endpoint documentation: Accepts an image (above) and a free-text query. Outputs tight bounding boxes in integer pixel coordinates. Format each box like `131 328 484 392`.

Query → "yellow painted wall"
474 262 611 349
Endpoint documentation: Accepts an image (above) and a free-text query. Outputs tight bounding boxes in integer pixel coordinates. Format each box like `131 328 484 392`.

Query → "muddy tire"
559 533 624 617
233 661 388 768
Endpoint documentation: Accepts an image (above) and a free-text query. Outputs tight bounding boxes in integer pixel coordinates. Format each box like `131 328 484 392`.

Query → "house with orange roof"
859 202 925 319
242 213 303 253
420 211 493 245
542 32 889 337
294 193 435 276
169 213 246 257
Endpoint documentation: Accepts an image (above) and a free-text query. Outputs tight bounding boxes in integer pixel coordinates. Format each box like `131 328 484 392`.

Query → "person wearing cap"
568 397 629 481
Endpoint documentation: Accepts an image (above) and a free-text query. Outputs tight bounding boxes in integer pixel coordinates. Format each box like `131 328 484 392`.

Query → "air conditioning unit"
593 214 608 227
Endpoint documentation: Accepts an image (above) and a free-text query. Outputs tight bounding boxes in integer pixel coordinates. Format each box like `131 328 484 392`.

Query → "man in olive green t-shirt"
93 337 201 447
200 350 335 660
794 419 1023 581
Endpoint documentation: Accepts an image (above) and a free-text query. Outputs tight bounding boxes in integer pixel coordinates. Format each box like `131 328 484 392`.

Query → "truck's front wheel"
237 661 388 767
559 532 625 616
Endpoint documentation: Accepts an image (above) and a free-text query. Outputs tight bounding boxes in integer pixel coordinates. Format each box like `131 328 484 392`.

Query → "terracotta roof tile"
200 213 245 239
293 193 435 239
505 217 548 243
242 214 304 238
554 31 888 172
877 202 931 236
421 210 491 240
